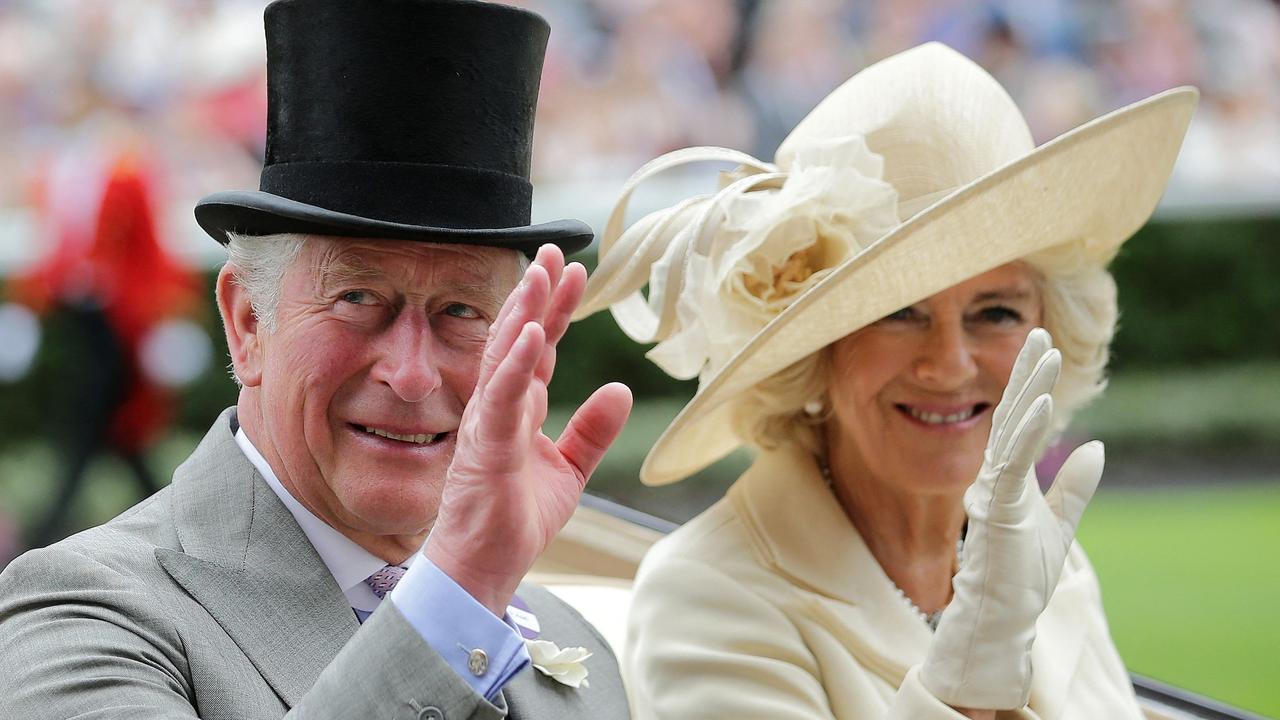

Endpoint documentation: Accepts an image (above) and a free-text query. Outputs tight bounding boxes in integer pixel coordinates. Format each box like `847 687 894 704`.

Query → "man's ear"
216 265 264 387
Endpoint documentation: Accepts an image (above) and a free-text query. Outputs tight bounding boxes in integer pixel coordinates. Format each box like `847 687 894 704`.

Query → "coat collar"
155 408 360 708
729 446 1089 705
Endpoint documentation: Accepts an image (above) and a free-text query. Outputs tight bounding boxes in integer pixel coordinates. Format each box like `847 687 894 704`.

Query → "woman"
574 44 1196 718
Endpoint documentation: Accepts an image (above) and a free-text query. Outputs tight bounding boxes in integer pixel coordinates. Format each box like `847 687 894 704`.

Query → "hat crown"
195 0 595 253
777 43 1035 216
262 0 548 178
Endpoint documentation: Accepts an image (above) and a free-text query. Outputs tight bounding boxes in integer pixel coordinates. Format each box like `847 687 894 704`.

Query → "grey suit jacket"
0 409 629 719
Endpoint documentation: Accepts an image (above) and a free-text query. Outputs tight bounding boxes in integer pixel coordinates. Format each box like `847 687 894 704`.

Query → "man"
0 1 633 718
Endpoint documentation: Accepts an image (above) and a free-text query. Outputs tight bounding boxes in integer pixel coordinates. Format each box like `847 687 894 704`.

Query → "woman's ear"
216 265 264 387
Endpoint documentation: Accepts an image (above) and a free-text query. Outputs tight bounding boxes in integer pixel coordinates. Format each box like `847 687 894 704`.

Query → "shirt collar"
233 427 418 611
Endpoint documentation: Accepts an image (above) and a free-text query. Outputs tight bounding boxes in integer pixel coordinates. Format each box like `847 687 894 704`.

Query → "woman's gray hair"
223 232 307 332
730 246 1118 455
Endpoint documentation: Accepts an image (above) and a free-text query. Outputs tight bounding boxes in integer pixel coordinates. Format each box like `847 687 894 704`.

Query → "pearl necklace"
819 460 964 632
891 536 964 631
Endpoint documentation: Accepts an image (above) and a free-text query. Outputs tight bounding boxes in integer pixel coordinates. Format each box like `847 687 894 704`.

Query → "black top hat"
194 0 592 255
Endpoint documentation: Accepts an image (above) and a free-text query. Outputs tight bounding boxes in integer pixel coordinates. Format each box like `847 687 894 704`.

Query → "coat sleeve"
625 553 1007 720
0 545 506 720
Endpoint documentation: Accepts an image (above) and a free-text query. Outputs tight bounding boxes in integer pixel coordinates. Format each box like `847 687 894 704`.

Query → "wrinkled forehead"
303 236 524 292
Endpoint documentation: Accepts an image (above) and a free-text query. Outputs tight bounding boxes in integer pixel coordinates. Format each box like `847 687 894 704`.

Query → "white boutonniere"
526 639 592 689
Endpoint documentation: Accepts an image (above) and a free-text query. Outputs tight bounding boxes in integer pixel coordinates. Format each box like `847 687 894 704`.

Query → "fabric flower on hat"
576 134 899 383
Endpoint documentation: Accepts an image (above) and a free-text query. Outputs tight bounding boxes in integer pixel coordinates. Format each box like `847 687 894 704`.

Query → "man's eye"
339 291 372 305
443 303 480 319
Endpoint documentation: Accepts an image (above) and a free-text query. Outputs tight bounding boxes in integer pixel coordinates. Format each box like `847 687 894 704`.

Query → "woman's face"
824 262 1043 498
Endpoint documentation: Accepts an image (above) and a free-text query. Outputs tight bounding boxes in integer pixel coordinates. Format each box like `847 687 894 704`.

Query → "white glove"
920 328 1105 710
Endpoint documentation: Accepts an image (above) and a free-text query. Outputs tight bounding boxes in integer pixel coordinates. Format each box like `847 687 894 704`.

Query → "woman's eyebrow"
972 288 1035 303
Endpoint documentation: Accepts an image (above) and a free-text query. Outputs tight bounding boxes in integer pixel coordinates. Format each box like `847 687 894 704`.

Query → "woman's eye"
881 307 918 323
976 306 1023 324
443 303 480 319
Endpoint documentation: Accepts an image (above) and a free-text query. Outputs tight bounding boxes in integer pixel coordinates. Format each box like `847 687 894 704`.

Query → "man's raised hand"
426 244 633 615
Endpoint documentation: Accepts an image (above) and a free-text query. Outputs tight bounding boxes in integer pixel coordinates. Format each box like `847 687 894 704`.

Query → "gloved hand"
920 328 1105 710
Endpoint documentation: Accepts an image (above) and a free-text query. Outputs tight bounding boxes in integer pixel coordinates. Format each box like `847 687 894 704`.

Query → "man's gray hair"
224 232 307 332
223 232 532 333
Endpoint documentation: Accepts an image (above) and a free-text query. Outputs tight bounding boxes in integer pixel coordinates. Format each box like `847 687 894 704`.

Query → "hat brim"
639 87 1198 486
195 190 595 255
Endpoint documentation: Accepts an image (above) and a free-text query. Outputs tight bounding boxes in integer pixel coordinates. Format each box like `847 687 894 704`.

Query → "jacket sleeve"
0 545 506 720
626 553 1000 720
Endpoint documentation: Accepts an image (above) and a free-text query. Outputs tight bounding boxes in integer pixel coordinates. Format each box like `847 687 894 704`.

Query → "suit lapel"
730 448 934 686
502 582 628 719
156 409 359 708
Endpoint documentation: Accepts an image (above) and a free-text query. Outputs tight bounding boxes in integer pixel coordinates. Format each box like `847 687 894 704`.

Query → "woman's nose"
370 314 442 403
912 321 978 389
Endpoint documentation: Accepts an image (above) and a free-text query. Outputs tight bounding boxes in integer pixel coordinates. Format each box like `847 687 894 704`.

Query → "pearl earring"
803 399 824 417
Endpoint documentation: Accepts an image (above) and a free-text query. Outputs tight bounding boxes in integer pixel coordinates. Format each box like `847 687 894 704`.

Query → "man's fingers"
543 262 587 346
556 382 633 487
531 264 587 383
536 244 565 302
478 265 550 391
476 322 545 440
1044 440 1104 538
535 345 557 385
487 255 536 344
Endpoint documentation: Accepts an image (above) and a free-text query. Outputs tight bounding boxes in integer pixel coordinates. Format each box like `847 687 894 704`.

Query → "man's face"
242 237 522 539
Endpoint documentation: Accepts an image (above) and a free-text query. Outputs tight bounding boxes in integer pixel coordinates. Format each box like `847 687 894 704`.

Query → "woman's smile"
892 401 993 433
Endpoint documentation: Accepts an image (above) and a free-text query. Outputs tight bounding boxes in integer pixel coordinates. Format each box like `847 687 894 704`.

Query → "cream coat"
624 446 1145 719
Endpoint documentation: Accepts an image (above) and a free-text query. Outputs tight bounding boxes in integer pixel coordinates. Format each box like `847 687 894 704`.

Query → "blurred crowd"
526 0 1280 185
1 0 1279 237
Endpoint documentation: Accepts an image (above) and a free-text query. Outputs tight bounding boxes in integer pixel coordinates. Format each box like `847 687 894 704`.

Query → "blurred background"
0 0 1276 713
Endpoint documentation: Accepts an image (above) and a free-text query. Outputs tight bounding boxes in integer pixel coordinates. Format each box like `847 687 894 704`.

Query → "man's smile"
359 426 442 445
347 422 452 447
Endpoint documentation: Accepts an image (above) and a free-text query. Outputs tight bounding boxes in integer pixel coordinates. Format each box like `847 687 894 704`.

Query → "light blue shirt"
234 427 530 699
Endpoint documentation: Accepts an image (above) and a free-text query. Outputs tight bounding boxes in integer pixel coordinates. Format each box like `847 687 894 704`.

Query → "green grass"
1079 483 1280 717
1074 362 1280 445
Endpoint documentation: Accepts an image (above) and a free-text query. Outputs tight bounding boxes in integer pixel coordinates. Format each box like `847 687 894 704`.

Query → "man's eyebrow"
453 282 503 297
319 255 507 305
318 255 383 287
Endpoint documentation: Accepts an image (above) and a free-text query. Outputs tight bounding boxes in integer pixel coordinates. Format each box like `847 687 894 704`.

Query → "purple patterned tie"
365 565 407 600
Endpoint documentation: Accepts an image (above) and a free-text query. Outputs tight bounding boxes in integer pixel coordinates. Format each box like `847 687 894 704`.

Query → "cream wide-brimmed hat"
574 42 1197 486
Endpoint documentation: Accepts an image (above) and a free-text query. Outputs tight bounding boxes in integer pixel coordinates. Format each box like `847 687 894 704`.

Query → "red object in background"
11 149 201 454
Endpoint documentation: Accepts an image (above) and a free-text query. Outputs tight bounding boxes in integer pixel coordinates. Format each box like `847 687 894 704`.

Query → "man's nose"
371 314 443 403
912 320 979 389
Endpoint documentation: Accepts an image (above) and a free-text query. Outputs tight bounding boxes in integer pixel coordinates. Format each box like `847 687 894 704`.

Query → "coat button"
408 699 445 720
468 648 489 676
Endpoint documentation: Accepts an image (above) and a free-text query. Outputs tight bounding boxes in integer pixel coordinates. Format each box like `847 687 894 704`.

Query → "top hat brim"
195 190 594 256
